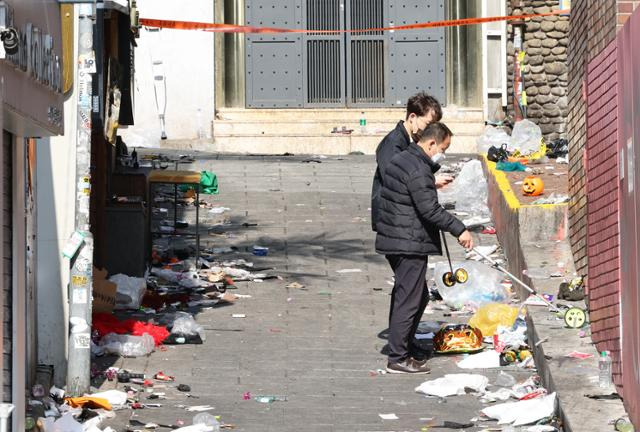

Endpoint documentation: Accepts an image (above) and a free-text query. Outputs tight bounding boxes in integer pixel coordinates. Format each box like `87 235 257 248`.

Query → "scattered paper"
336 269 362 273
565 351 594 360
415 374 489 398
481 393 556 426
457 350 501 369
379 413 399 420
185 405 215 412
209 207 231 214
232 314 247 318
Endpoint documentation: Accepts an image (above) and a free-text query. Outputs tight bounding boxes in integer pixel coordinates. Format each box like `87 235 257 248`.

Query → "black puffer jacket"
371 121 411 232
375 144 466 256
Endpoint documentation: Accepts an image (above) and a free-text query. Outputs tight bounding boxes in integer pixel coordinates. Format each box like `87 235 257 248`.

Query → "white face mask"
431 152 446 164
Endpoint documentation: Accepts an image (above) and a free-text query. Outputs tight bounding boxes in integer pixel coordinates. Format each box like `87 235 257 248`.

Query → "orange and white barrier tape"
140 9 570 34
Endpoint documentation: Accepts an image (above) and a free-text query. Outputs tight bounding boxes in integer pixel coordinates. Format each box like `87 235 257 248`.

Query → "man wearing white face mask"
376 122 474 374
371 92 453 233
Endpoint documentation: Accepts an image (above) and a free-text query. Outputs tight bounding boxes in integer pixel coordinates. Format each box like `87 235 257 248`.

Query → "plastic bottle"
359 112 367 134
193 413 220 432
599 350 612 388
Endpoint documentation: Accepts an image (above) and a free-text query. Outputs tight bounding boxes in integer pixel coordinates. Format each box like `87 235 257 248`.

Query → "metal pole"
67 3 96 397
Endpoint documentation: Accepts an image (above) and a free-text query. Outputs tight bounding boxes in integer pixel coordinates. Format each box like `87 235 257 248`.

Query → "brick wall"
568 0 640 284
585 41 621 387
567 0 617 282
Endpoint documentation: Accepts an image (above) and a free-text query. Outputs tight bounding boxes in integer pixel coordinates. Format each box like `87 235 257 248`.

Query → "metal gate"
245 0 445 108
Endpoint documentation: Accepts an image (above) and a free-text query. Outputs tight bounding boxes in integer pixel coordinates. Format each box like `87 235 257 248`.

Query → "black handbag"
487 143 509 163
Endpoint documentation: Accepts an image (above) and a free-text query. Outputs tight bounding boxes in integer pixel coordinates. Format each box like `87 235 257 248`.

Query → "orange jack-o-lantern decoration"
522 176 544 196
434 324 484 354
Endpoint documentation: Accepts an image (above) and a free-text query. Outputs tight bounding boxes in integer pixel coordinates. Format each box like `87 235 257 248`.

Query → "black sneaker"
386 358 431 374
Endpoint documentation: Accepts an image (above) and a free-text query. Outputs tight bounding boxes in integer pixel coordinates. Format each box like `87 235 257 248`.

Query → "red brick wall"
569 1 640 283
585 41 622 387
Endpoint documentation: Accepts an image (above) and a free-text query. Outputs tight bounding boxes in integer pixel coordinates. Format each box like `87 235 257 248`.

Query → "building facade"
0 0 65 430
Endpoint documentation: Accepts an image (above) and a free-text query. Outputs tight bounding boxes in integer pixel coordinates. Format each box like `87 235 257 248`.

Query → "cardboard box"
92 267 116 314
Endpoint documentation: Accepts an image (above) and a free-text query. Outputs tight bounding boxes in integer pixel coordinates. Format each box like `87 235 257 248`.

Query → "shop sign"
0 1 62 93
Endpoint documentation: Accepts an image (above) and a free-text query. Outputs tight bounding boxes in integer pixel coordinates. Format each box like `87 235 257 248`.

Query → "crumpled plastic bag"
476 125 511 154
110 274 147 310
468 303 519 337
496 324 528 349
456 350 501 369
151 268 208 288
435 261 509 310
171 312 206 341
481 392 556 426
438 160 490 217
415 374 489 397
99 333 154 357
510 119 542 155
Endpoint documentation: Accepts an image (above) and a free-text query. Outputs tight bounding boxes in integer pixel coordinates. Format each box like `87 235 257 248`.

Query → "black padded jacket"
375 144 466 256
371 121 412 232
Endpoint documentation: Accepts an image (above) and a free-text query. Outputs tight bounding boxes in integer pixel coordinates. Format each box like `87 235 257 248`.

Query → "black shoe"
386 358 431 374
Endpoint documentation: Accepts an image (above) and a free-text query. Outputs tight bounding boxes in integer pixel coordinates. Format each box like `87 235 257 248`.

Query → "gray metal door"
387 0 445 107
245 0 304 108
346 0 387 107
245 0 445 108
303 0 346 107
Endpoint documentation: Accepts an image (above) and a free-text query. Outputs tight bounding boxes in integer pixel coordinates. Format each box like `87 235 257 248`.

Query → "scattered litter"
468 304 519 337
415 374 489 397
532 193 570 205
457 350 501 369
439 421 474 429
336 268 362 273
254 395 287 403
495 371 517 387
209 207 231 214
99 333 155 357
110 274 147 310
286 282 305 289
232 314 246 318
178 384 192 392
252 246 269 256
435 262 510 310
185 405 215 412
565 351 594 360
481 392 556 426
378 413 399 420
439 160 490 217
87 390 128 407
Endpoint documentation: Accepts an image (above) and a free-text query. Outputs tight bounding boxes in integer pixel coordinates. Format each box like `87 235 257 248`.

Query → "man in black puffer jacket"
371 92 447 232
376 122 474 374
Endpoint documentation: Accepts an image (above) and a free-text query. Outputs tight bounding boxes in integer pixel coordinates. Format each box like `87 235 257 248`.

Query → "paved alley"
101 153 529 432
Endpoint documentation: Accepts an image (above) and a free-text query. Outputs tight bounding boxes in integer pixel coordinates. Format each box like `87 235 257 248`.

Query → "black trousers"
386 254 429 363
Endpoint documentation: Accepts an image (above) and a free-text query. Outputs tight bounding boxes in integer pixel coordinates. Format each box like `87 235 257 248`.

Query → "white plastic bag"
476 125 511 154
456 350 501 369
434 261 509 310
172 313 206 341
481 392 556 426
99 333 154 357
510 119 542 155
438 160 490 217
415 374 489 397
110 274 147 310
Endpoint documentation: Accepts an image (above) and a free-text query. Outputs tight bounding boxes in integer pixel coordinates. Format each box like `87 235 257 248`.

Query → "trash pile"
438 159 492 224
26 375 227 432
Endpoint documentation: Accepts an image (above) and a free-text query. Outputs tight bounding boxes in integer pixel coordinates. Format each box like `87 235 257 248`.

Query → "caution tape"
140 9 569 34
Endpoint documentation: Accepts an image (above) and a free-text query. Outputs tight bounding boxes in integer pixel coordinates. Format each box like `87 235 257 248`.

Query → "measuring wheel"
564 307 587 328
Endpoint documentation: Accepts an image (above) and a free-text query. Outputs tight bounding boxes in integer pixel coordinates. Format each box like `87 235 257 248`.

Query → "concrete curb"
482 158 628 431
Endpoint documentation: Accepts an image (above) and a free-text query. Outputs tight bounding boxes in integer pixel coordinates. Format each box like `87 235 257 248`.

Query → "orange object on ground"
507 156 530 165
65 397 112 410
522 176 545 196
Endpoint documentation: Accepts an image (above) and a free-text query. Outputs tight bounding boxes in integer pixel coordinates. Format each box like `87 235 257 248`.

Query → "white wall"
120 0 215 147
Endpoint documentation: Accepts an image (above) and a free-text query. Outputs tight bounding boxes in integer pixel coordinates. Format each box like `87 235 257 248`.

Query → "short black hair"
415 122 453 144
406 92 443 121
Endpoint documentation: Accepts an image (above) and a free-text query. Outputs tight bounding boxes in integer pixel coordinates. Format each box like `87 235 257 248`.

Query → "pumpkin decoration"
434 324 484 354
522 175 544 196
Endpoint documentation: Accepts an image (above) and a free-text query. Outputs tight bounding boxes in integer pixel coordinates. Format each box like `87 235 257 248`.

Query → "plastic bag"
110 274 147 310
438 160 490 217
415 374 489 397
434 261 509 310
510 119 542 155
172 313 206 342
99 333 154 357
468 303 519 337
476 126 511 154
481 392 556 426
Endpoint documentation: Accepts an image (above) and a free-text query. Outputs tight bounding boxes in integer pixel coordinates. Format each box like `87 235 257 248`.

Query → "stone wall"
506 1 569 142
